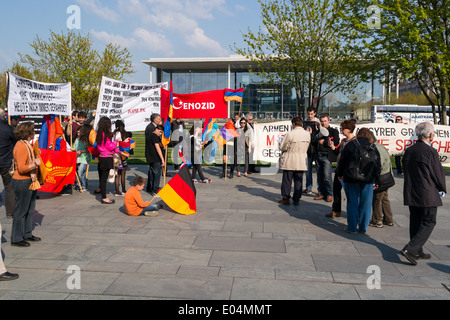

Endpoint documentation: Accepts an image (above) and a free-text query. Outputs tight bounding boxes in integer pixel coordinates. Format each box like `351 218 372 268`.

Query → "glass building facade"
143 57 299 120
142 57 383 120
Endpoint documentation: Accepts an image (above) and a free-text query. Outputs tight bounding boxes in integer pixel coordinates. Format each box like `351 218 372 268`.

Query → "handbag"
376 171 395 192
9 159 14 176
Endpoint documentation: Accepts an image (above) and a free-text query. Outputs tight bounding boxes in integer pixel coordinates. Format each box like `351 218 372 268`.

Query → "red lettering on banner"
267 135 275 146
431 140 450 153
379 139 389 149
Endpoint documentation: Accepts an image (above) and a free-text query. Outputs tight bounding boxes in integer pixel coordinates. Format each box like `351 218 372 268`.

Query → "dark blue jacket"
0 119 17 168
403 140 446 207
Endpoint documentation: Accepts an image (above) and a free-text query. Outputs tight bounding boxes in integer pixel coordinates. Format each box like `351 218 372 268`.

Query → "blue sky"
0 0 262 84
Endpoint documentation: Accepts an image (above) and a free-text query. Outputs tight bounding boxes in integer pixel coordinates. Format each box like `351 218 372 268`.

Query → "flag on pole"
213 119 240 146
224 88 244 103
158 165 197 215
201 118 216 142
162 82 173 147
38 115 66 151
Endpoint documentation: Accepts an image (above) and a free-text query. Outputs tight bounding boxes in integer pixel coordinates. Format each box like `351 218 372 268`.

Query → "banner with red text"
254 121 450 166
161 89 228 119
94 77 168 131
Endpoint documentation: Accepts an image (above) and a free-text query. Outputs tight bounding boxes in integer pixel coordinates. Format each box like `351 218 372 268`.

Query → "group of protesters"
0 106 447 281
278 107 446 266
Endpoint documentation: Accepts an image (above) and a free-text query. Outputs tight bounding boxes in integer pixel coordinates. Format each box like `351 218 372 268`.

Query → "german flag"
158 165 197 215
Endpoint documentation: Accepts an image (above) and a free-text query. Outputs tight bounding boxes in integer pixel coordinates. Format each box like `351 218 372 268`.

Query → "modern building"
142 56 384 120
142 56 300 120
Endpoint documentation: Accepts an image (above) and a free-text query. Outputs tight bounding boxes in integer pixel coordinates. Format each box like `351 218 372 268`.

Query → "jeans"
11 178 36 243
305 156 313 190
77 163 88 190
344 182 373 233
0 166 15 217
316 154 333 197
147 162 162 194
139 204 160 215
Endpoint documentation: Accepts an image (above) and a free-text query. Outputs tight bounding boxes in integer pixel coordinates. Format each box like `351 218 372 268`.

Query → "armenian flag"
224 88 244 103
158 165 197 215
162 82 173 147
118 140 136 159
38 114 66 151
201 118 216 142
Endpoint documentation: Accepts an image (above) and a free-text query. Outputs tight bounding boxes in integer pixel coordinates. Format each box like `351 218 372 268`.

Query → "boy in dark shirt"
146 125 165 196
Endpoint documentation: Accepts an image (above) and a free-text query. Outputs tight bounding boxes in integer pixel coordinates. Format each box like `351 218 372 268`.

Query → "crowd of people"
278 111 446 266
0 107 447 281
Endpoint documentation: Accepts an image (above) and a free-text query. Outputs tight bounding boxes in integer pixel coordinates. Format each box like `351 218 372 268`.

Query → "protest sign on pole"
253 121 292 163
254 121 450 167
94 76 168 131
161 89 229 119
7 72 72 116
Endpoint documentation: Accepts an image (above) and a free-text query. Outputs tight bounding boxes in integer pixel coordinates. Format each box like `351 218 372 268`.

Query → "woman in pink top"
96 117 119 204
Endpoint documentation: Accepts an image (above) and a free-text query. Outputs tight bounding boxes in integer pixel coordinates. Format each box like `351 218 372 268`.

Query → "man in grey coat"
401 121 446 265
278 117 310 206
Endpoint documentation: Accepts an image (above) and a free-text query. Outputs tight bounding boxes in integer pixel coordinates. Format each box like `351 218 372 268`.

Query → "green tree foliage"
234 0 366 117
336 0 450 124
16 30 134 111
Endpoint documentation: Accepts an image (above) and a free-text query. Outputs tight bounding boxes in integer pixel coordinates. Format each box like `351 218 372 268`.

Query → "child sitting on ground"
124 176 163 216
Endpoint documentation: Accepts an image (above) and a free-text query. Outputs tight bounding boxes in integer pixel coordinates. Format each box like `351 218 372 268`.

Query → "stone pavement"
0 164 449 300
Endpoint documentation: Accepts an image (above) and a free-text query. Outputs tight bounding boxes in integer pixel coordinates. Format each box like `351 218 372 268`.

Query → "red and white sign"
161 89 228 119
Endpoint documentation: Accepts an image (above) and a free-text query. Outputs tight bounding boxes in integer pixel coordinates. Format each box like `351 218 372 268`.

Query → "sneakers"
202 178 212 183
115 192 124 197
369 221 383 228
192 179 198 184
303 189 312 195
144 211 159 217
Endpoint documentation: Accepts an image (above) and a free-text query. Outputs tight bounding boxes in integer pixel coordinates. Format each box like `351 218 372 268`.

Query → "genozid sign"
161 89 228 119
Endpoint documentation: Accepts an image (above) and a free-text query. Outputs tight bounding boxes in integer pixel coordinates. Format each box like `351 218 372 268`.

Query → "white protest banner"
7 72 72 116
254 121 450 166
253 121 292 163
350 123 450 166
94 76 168 131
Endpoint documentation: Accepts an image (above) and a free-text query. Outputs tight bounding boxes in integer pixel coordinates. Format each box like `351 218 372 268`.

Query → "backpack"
345 139 379 183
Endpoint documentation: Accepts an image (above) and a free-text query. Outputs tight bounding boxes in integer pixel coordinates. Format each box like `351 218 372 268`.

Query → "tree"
336 0 450 125
234 0 366 118
18 30 134 111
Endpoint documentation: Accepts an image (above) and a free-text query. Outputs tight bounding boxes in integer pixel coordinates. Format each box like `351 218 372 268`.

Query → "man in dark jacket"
401 121 446 265
312 114 340 202
0 108 17 218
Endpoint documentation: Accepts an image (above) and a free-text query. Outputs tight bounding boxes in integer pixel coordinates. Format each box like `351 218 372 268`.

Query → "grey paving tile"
209 250 315 270
104 273 232 299
193 236 285 252
230 278 360 300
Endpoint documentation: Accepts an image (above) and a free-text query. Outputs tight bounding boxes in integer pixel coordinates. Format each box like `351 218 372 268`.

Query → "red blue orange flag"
162 82 173 147
201 118 216 142
224 88 244 103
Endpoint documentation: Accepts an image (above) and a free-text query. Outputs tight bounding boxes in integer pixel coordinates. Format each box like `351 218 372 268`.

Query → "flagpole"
163 146 168 186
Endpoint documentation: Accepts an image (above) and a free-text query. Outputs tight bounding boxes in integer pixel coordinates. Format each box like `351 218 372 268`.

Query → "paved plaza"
0 165 449 300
